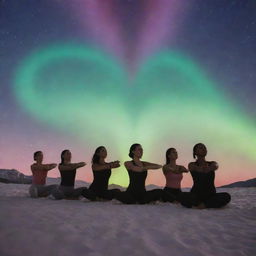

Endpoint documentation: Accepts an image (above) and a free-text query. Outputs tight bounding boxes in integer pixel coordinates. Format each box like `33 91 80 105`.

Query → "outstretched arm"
188 162 218 173
92 161 120 171
124 161 144 172
163 165 188 174
142 161 162 170
59 162 86 171
31 163 57 172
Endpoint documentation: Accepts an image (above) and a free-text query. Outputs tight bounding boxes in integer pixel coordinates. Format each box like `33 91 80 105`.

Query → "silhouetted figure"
162 148 189 203
89 146 121 200
115 144 165 204
179 143 231 209
51 150 96 200
29 151 58 198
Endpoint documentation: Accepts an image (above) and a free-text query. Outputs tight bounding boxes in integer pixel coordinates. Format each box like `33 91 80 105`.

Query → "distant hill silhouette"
0 169 32 184
219 178 256 188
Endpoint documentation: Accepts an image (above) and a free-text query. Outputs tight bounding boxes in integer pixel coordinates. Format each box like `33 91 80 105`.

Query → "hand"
79 162 86 167
179 166 189 173
110 161 120 168
114 161 121 167
50 163 57 168
210 161 219 170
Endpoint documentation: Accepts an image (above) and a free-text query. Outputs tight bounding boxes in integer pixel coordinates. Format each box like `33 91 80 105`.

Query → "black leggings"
90 188 121 201
115 189 163 204
179 192 231 208
52 186 96 200
162 187 181 202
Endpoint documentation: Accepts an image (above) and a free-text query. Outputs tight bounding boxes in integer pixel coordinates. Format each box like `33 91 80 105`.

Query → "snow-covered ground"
0 183 255 256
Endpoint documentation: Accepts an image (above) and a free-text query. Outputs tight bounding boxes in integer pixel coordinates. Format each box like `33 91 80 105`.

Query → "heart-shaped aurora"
13 44 256 186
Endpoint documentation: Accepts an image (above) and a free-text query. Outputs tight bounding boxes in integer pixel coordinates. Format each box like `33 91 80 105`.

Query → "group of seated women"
29 143 231 209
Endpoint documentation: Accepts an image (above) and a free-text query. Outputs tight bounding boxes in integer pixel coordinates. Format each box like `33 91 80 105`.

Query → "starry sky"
0 0 255 187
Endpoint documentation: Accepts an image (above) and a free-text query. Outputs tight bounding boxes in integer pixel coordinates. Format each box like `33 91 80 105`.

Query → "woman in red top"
162 148 189 202
29 151 58 198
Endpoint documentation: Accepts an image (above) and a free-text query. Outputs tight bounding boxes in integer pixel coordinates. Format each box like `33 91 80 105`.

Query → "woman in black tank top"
51 149 96 200
179 143 231 208
115 144 166 204
89 146 121 200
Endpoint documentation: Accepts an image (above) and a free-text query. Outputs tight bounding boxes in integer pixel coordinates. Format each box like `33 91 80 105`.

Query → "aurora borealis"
0 0 255 187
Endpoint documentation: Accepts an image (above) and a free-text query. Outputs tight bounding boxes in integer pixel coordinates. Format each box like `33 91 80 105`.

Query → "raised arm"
31 163 57 172
59 162 86 171
92 161 120 171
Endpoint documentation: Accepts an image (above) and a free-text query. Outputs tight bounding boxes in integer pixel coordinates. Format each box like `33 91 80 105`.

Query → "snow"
0 183 255 256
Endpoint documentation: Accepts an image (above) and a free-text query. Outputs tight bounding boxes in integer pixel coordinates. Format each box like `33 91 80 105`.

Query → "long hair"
33 151 42 161
61 149 70 164
165 148 175 164
128 143 141 159
92 146 105 164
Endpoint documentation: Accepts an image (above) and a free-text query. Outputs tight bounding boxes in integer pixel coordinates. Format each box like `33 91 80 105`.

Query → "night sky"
0 0 255 187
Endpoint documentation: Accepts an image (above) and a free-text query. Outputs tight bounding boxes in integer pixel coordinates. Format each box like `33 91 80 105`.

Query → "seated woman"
162 148 189 202
89 146 121 200
52 149 96 200
29 151 58 198
115 143 165 204
180 143 231 209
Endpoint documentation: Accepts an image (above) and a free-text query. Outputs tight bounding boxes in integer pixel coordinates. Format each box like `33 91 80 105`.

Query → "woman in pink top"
162 148 188 202
29 151 58 198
